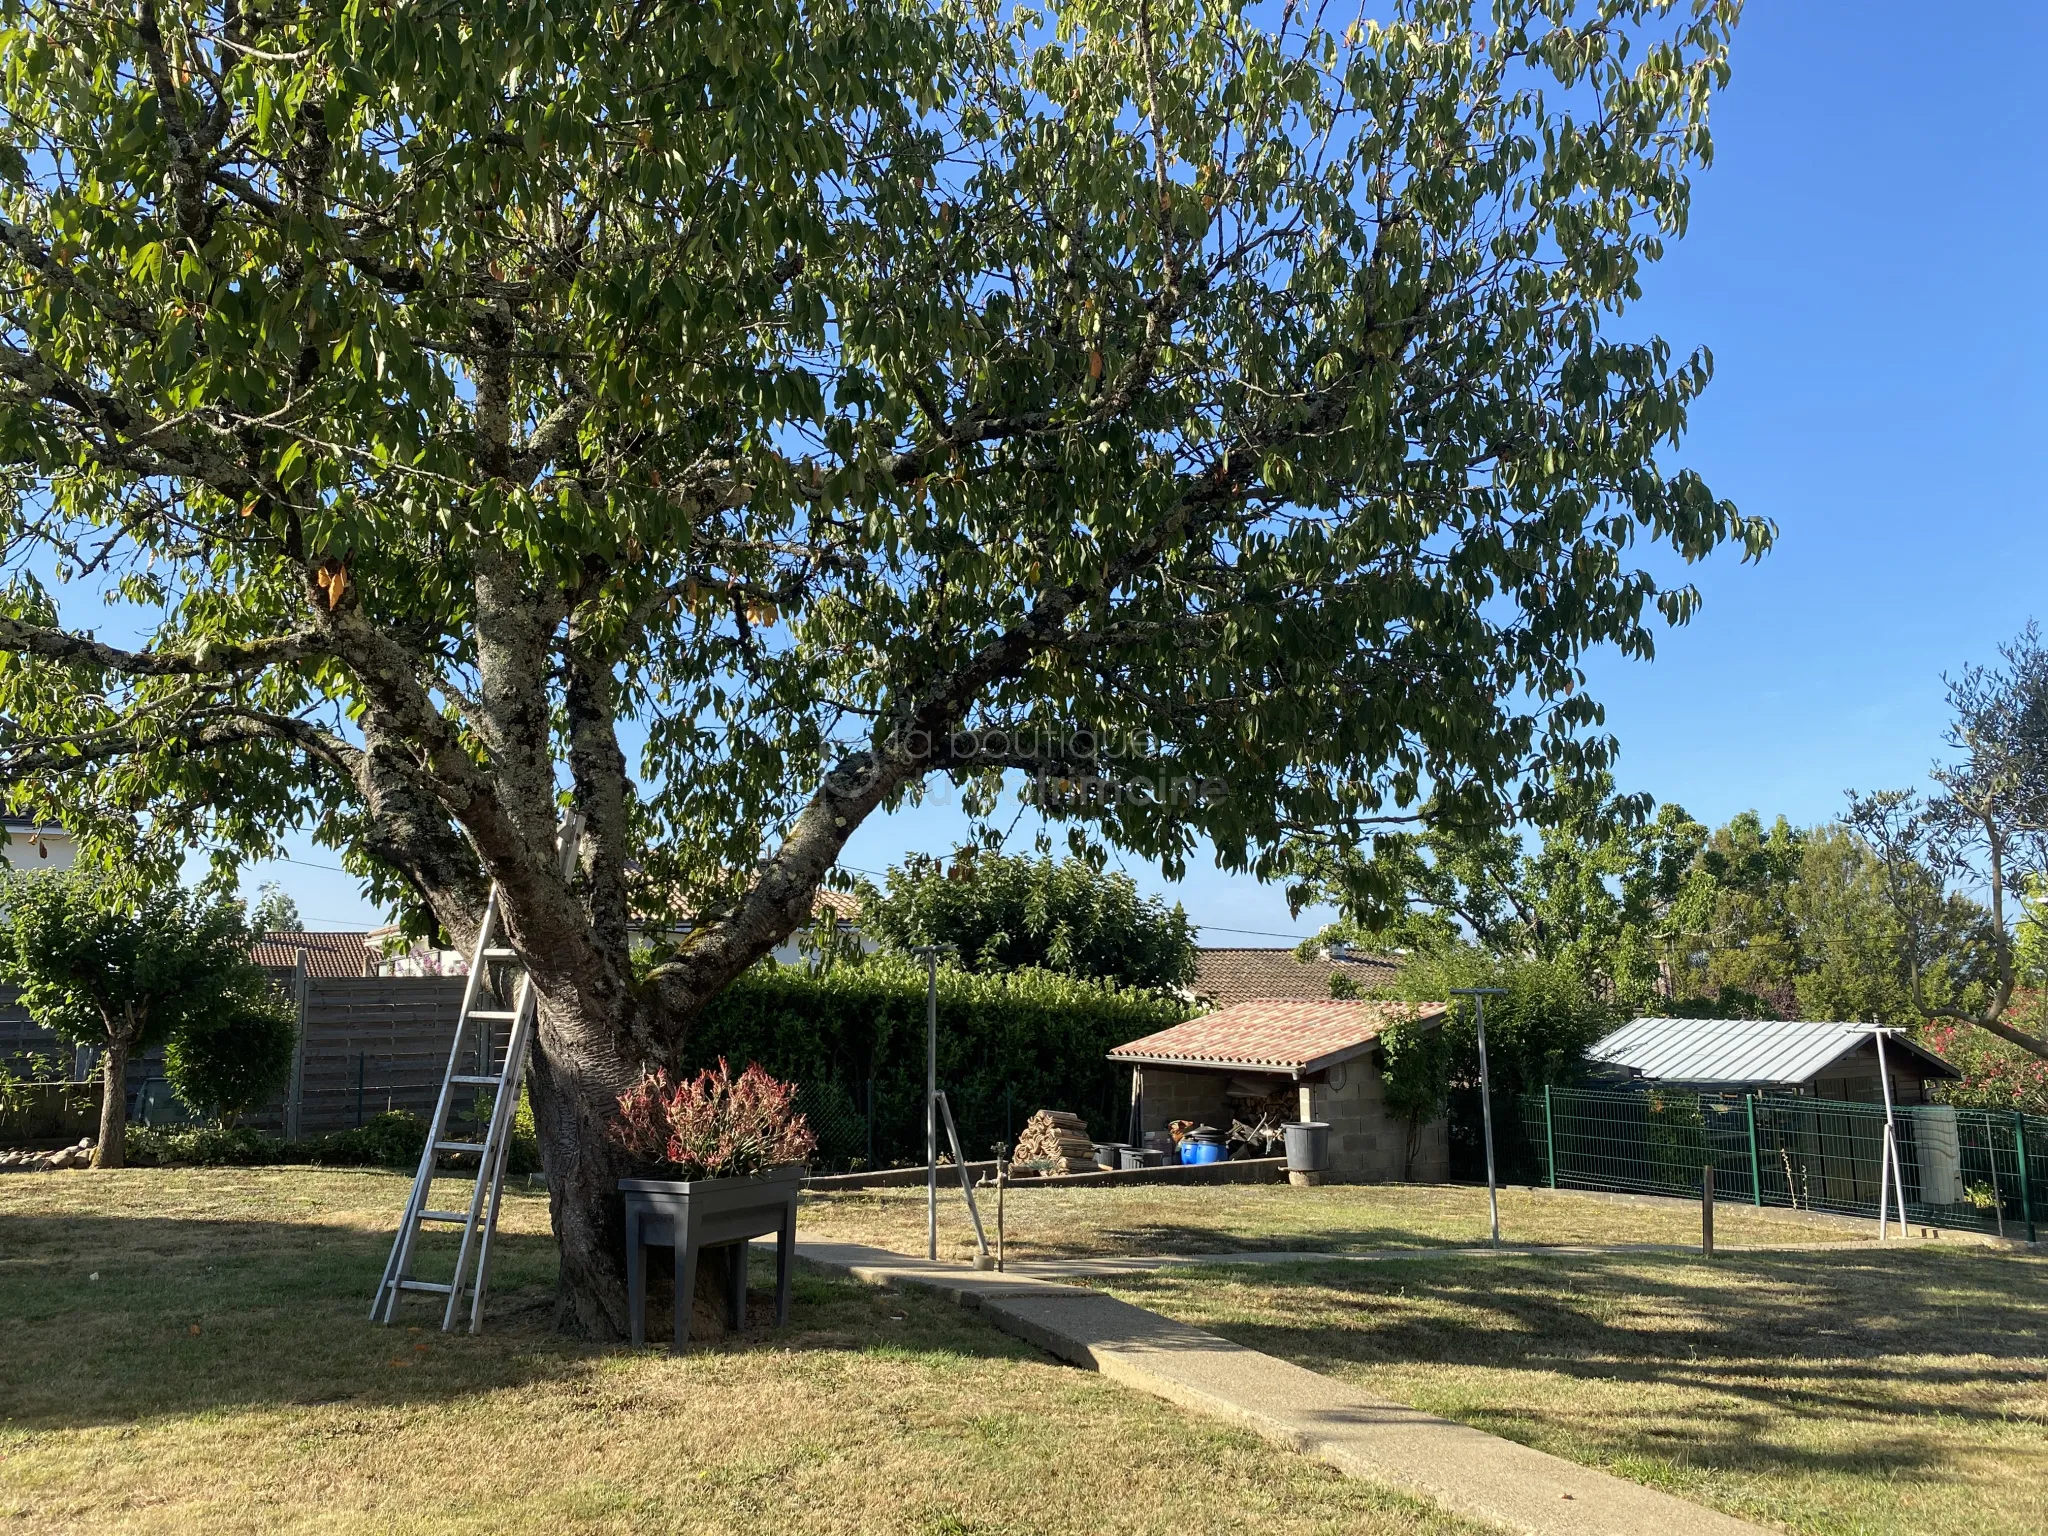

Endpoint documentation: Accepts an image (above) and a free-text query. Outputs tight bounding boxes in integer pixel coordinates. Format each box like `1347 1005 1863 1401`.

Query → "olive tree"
1850 627 2048 1060
0 0 1761 1333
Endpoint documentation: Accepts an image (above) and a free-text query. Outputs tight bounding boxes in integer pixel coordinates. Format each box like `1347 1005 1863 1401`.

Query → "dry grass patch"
1083 1246 2048 1536
0 1167 1486 1536
798 1179 1876 1264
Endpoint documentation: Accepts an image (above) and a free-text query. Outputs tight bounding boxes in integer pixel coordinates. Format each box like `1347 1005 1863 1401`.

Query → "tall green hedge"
682 956 1189 1169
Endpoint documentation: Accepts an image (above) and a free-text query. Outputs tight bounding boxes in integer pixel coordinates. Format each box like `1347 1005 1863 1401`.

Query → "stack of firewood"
1013 1109 1096 1172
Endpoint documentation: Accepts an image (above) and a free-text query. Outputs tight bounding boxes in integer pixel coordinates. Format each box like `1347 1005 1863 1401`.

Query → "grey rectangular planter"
620 1164 804 1350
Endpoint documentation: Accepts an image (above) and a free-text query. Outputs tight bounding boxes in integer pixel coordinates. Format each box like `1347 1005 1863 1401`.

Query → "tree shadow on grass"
1100 1246 2048 1483
0 1209 1034 1432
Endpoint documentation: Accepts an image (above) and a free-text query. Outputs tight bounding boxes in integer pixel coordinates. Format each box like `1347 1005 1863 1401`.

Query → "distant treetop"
857 852 1197 991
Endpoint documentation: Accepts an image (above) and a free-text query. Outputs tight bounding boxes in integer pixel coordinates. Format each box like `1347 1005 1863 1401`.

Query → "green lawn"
1082 1247 2048 1536
0 1167 1483 1536
797 1177 1875 1264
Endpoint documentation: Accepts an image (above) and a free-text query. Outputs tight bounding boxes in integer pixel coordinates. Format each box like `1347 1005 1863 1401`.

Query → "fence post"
284 952 309 1140
1543 1085 1557 1189
865 1077 875 1170
1745 1093 1763 1206
2015 1113 2037 1244
1701 1164 1715 1257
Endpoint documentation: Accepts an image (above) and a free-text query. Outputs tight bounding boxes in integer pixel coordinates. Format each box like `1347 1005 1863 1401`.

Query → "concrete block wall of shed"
1297 1056 1446 1183
1407 1115 1450 1182
1138 1068 1229 1137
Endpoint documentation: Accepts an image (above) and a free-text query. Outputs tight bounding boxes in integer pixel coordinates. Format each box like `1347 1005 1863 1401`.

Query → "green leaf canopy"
0 0 1765 1326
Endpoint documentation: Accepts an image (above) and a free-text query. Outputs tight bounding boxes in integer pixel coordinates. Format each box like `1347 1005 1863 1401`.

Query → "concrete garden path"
798 1239 1768 1536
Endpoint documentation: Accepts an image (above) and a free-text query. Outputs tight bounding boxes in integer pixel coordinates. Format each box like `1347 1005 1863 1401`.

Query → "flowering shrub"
1925 1020 2048 1115
611 1059 816 1179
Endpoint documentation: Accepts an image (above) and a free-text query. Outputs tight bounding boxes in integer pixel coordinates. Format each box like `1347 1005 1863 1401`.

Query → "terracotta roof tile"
250 931 378 978
1110 998 1445 1074
1191 947 1401 1009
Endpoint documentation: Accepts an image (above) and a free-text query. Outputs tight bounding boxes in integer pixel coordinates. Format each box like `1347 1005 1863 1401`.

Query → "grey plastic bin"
1282 1121 1331 1173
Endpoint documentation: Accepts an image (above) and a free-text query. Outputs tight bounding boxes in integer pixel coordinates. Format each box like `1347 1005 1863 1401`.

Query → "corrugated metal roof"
1589 1016 1958 1085
1109 999 1445 1076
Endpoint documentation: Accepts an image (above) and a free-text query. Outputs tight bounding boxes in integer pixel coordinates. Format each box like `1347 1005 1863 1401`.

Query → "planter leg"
776 1207 795 1327
627 1212 646 1349
726 1239 748 1330
675 1235 698 1353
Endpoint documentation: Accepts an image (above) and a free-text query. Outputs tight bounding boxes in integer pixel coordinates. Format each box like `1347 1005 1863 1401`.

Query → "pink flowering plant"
610 1059 817 1180
1925 1020 2048 1115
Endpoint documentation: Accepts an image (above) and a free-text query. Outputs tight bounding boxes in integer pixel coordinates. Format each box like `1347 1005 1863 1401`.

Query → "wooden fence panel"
3 974 474 1141
270 975 470 1136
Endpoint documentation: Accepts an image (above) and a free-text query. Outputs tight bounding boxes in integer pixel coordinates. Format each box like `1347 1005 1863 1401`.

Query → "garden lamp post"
1452 988 1507 1246
910 943 956 1260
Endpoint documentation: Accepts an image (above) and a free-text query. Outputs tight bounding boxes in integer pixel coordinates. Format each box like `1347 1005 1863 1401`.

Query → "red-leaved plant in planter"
610 1059 817 1180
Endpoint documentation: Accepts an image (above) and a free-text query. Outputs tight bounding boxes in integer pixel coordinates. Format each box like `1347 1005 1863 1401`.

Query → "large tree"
1850 626 2048 1060
0 0 1759 1334
1295 771 1708 1007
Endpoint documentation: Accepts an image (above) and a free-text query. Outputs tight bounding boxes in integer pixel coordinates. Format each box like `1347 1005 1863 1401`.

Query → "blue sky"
256 3 2048 939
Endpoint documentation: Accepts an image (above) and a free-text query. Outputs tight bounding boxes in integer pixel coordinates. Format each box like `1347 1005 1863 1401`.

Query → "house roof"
1110 999 1446 1077
1588 1016 1960 1087
1190 947 1401 1010
251 931 379 978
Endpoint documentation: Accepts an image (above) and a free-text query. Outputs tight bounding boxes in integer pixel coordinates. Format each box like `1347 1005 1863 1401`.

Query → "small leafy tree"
163 990 297 1127
1374 946 1614 1103
250 882 302 934
0 871 266 1165
858 852 1196 989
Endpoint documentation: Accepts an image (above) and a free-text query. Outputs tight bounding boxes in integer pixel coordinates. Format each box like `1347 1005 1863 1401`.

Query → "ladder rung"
419 1209 472 1224
468 1009 519 1021
481 947 519 959
451 1075 502 1087
397 1279 454 1294
435 1140 487 1154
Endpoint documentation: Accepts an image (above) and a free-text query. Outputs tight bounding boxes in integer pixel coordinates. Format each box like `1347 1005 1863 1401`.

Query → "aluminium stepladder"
371 817 579 1332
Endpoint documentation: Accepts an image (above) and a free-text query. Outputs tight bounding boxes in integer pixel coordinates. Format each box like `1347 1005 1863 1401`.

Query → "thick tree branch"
0 616 326 676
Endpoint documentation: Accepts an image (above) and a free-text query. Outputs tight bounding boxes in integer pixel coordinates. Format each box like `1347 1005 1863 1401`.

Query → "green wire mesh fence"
1522 1085 2047 1241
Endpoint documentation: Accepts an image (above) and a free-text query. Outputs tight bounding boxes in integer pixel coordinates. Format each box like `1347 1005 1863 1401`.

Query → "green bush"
124 1109 431 1169
126 1123 276 1166
302 1110 430 1169
442 1090 540 1176
163 993 298 1127
684 955 1189 1166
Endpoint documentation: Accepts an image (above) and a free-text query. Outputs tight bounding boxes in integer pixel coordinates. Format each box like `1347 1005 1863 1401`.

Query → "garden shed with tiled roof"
1109 999 1450 1182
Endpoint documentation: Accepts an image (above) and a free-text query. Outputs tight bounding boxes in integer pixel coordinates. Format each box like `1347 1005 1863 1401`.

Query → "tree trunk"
92 1038 128 1169
525 990 647 1340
